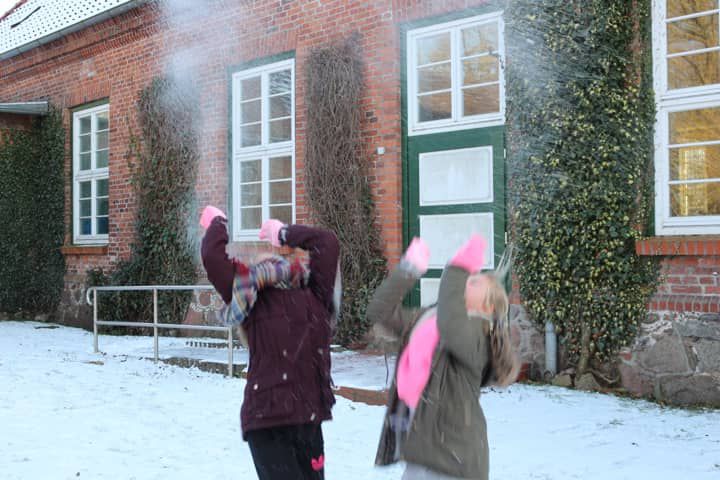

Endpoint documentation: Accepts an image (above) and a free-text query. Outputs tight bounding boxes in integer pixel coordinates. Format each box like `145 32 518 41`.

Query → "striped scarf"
222 255 310 327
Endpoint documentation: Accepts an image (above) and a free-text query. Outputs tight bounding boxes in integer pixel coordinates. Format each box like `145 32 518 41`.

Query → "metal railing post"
93 289 98 353
153 288 159 363
228 327 233 377
86 285 237 379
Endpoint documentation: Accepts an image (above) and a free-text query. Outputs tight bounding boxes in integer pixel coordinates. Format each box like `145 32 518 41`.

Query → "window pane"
79 134 91 153
270 205 292 225
96 217 109 235
80 181 92 198
241 76 261 100
270 156 292 179
81 218 92 235
241 100 261 124
463 56 499 85
97 197 109 216
670 107 720 144
97 179 108 197
79 116 91 134
418 92 452 122
240 160 261 182
241 207 262 229
96 150 108 169
668 14 718 54
269 70 292 95
419 147 493 205
80 199 91 217
270 94 291 119
462 23 498 56
269 119 291 143
417 33 451 65
418 63 451 93
96 111 109 131
270 180 292 204
80 152 91 171
96 131 109 150
668 51 720 89
670 146 720 180
463 85 500 116
241 123 261 147
667 0 717 19
241 183 261 206
670 182 720 216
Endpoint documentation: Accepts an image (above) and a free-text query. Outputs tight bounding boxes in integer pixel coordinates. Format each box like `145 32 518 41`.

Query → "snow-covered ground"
92 331 395 391
1 321 719 479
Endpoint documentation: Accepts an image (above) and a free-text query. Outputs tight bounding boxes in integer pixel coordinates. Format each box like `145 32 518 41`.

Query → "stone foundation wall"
510 305 546 381
619 312 720 406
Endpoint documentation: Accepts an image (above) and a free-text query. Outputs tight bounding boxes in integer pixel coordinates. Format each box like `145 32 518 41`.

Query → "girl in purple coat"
200 206 340 480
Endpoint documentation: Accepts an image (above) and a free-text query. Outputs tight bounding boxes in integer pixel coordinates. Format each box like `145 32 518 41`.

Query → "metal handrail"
86 285 234 376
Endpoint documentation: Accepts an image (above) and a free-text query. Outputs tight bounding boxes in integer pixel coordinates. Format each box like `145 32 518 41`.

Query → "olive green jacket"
369 262 490 479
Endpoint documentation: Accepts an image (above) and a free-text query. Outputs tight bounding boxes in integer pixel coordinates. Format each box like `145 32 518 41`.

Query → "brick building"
1 0 719 404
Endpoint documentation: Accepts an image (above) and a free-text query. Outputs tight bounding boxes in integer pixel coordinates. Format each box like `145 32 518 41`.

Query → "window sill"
61 245 108 256
635 236 720 256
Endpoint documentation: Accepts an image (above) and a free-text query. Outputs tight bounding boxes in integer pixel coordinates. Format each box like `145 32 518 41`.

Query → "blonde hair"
472 247 520 388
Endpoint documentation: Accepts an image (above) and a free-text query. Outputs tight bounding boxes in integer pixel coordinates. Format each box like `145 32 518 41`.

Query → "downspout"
545 321 557 377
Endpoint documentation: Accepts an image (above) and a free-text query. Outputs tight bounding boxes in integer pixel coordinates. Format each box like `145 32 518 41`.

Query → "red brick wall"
636 238 720 314
0 112 33 135
0 0 492 320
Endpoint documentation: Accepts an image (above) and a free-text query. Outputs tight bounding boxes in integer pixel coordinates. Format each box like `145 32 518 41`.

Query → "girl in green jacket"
370 236 519 480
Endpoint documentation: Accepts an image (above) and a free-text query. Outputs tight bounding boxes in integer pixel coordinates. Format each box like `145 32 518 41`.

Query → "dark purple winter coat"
201 218 339 438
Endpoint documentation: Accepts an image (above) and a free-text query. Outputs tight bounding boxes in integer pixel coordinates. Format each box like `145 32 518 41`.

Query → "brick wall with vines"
0 109 66 318
505 0 659 376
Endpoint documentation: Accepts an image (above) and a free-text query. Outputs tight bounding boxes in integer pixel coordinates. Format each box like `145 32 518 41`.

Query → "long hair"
475 247 520 387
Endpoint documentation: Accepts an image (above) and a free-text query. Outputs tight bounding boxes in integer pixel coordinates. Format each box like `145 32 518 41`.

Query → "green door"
403 10 506 307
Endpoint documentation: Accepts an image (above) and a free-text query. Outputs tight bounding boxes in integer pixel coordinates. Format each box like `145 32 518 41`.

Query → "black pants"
247 424 325 480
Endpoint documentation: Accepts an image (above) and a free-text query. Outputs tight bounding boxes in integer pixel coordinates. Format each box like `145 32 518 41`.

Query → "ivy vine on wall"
505 0 659 375
0 109 66 318
88 77 199 327
305 34 388 345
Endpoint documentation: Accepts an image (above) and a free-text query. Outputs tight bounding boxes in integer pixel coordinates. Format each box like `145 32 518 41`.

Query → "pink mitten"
259 219 284 247
450 235 487 273
403 237 430 275
200 205 226 230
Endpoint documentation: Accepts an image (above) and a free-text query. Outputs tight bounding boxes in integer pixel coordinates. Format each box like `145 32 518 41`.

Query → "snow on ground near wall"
93 327 394 390
1 321 719 480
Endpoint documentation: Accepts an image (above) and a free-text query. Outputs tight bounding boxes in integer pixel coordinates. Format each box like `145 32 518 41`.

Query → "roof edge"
0 0 28 22
0 0 146 61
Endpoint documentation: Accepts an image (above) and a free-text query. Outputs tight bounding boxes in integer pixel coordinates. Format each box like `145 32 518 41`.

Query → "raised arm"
200 213 234 304
436 236 489 374
259 219 340 310
367 238 429 337
283 224 340 309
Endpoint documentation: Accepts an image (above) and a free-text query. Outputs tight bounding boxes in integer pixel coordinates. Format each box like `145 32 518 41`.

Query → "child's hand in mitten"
403 237 430 276
450 235 487 273
259 219 285 247
200 205 226 230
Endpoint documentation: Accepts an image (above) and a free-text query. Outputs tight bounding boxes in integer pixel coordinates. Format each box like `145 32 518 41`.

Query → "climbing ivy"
505 0 659 374
305 35 388 345
0 109 66 318
88 77 199 327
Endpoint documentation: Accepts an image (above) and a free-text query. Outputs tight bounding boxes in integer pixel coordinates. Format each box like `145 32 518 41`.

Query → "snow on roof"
0 0 141 60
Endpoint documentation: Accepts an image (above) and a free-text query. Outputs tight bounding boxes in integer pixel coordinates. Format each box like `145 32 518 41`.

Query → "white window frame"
407 11 505 136
231 152 297 241
72 104 109 245
231 59 295 240
652 1 720 234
